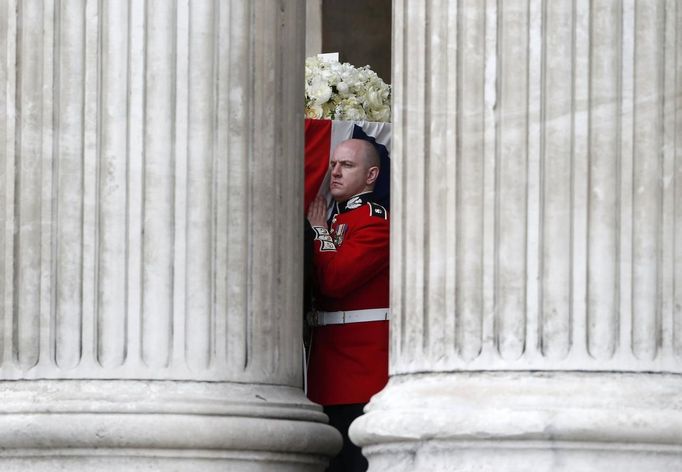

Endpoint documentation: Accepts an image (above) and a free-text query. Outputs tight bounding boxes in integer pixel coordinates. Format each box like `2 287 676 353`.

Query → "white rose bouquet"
305 56 391 122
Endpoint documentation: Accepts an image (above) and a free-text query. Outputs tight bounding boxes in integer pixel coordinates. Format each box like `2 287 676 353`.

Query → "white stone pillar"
306 0 323 57
0 1 339 470
352 1 682 470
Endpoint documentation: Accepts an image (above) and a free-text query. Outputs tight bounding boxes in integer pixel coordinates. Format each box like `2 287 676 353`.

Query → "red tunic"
307 192 389 406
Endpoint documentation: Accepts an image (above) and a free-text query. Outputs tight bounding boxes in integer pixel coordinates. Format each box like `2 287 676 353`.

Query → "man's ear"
366 166 380 185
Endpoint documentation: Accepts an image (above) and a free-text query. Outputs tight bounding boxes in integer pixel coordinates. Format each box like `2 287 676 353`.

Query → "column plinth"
353 373 682 471
0 381 337 471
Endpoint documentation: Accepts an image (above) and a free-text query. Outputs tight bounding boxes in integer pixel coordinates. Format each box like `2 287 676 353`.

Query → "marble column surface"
0 0 340 470
352 1 682 470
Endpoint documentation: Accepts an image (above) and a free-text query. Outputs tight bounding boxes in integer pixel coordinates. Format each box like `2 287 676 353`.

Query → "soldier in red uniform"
306 138 389 472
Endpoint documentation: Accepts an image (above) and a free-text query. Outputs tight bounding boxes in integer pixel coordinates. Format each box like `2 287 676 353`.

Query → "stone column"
0 1 339 470
306 0 322 57
352 1 682 470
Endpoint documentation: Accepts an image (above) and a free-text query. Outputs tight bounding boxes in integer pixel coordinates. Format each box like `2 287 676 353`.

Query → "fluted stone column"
0 1 339 470
352 1 682 470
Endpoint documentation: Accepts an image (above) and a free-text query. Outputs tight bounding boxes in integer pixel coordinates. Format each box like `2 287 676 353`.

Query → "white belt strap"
308 308 390 327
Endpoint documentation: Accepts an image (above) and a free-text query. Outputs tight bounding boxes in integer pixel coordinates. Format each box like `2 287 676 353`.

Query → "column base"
0 380 341 471
350 371 682 472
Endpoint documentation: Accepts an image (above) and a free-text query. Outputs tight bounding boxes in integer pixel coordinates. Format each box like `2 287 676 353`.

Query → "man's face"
329 143 371 202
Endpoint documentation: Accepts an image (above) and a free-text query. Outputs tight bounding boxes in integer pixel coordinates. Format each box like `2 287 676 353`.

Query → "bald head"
339 139 380 169
359 139 380 169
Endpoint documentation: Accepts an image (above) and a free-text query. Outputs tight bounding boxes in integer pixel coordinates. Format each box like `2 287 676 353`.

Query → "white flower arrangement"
305 56 391 122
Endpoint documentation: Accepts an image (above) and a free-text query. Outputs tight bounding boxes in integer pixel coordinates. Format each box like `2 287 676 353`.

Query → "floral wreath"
304 55 391 123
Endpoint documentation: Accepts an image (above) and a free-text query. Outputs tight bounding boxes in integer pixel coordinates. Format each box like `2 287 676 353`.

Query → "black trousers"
324 403 368 472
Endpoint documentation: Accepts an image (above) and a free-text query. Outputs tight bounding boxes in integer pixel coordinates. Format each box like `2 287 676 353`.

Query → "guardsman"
306 138 389 472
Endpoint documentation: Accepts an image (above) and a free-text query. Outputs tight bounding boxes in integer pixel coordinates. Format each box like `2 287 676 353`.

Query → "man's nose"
331 163 341 175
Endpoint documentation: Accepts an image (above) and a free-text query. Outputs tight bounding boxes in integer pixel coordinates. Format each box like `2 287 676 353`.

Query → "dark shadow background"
322 0 392 84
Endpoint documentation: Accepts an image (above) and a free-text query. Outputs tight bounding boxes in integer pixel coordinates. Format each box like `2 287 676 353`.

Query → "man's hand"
307 195 328 228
